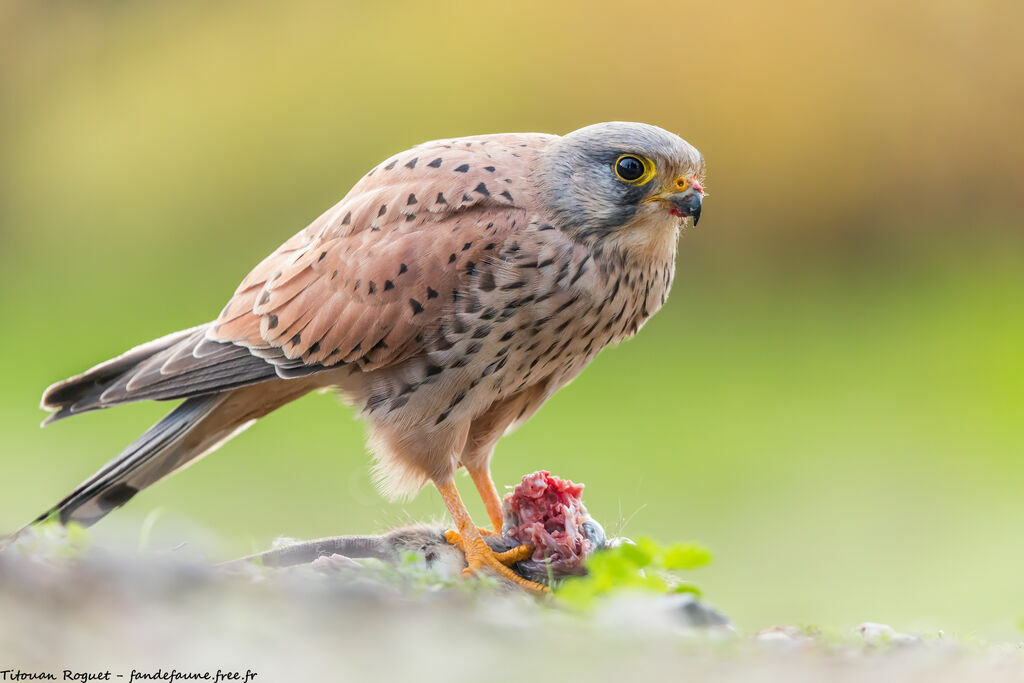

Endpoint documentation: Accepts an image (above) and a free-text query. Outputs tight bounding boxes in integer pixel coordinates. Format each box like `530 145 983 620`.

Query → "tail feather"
40 326 202 421
17 376 326 537
41 324 278 424
32 394 229 528
12 325 335 541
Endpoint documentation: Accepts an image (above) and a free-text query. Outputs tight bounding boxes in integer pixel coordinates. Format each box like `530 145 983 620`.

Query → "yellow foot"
444 530 548 593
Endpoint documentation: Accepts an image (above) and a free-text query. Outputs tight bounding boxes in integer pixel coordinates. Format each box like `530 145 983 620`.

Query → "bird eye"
613 155 655 185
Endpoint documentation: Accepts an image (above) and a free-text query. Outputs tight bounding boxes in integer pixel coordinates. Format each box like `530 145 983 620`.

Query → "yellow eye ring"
613 154 656 186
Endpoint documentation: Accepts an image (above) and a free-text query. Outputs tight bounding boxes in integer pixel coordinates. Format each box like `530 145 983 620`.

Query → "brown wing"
209 134 550 373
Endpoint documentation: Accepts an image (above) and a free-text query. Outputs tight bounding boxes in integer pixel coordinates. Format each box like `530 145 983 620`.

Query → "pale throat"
594 210 680 329
607 210 681 271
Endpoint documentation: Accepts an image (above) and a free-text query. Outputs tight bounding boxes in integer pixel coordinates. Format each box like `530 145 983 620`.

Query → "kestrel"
28 122 704 591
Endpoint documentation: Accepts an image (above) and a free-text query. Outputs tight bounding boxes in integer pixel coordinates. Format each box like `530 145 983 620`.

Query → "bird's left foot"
444 530 547 593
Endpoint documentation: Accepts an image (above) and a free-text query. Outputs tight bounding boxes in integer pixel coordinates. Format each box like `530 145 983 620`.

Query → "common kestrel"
28 122 705 591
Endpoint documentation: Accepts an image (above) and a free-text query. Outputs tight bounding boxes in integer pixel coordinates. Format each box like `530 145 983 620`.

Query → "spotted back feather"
209 134 552 372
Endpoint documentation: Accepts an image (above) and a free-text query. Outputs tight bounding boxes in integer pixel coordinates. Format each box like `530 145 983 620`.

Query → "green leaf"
620 572 669 593
553 536 712 609
618 537 659 568
661 543 712 570
586 550 635 580
554 576 597 607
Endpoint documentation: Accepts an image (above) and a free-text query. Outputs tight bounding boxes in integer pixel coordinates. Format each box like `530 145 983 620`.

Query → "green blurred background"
1 0 1022 637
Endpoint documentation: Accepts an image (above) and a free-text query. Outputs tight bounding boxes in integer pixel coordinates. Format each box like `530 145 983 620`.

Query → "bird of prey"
28 121 704 591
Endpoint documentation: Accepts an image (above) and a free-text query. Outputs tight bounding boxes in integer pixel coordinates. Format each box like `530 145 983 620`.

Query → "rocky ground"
2 528 1023 683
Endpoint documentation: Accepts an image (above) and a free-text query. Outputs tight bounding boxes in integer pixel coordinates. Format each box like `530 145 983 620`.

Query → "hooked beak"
648 177 705 225
668 188 702 225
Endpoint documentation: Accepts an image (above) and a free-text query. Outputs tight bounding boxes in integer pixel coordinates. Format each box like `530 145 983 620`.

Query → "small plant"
555 536 712 608
5 516 92 559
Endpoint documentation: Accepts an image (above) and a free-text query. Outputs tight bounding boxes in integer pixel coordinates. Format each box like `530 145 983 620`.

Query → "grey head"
534 121 705 242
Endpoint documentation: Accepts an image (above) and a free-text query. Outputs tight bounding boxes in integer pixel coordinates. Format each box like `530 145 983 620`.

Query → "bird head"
535 121 705 248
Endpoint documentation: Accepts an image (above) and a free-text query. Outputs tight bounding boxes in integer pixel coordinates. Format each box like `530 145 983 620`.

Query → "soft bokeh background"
1 0 1021 637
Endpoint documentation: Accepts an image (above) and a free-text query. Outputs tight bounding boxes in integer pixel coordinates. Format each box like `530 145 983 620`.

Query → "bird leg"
467 465 506 534
436 480 547 593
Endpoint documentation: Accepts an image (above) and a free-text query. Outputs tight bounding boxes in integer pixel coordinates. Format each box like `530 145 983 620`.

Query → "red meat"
502 470 594 576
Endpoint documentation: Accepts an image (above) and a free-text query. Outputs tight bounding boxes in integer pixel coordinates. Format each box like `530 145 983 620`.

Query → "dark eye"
613 155 654 184
615 155 644 181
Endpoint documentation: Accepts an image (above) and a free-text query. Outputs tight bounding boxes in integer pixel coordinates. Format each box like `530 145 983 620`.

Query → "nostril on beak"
673 177 704 195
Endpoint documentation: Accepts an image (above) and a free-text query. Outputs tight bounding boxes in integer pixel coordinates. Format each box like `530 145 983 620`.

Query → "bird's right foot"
444 530 547 593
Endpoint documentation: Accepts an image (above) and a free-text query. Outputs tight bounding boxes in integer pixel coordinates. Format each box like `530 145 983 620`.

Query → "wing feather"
43 132 552 423
209 134 547 373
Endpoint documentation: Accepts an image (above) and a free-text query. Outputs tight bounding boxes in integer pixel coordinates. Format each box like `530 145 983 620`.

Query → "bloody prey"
502 470 605 579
